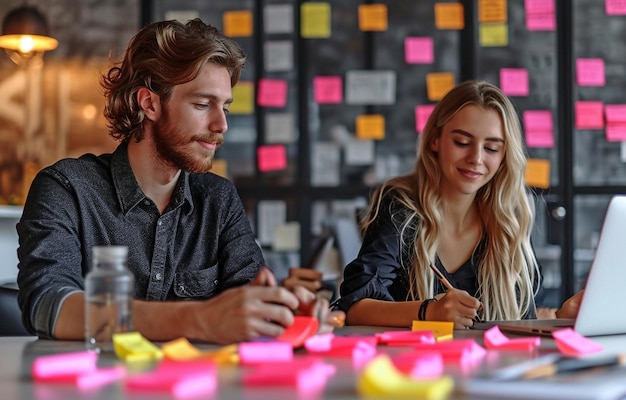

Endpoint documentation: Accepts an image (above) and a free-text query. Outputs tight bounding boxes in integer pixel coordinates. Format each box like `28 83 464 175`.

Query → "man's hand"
282 268 323 293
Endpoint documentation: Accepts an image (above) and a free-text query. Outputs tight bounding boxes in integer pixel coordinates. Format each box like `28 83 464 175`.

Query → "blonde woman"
337 80 544 328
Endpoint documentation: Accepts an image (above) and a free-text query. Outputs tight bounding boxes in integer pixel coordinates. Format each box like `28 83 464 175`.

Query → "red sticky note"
404 37 434 64
576 58 605 87
575 101 604 129
483 326 541 352
313 76 343 104
415 104 436 134
552 328 603 356
277 316 319 348
257 78 288 107
257 145 287 172
500 68 529 96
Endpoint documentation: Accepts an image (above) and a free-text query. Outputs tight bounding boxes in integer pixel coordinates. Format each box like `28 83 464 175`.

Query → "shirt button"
179 285 185 292
144 200 150 206
157 221 162 226
213 279 218 286
155 273 162 281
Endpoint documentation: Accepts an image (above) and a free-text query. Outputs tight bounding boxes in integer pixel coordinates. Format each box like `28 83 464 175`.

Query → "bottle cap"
92 246 128 264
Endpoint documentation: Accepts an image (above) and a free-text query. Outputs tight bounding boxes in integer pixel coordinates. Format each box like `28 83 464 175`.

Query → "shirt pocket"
173 265 219 299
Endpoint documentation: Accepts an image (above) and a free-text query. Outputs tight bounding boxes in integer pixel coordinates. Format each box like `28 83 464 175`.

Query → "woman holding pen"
336 80 577 329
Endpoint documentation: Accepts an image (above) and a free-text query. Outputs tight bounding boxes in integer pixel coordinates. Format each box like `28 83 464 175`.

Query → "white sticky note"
311 142 341 186
265 113 296 143
264 41 294 72
258 200 287 246
224 126 257 143
345 70 396 105
273 222 301 251
264 4 294 34
344 140 375 166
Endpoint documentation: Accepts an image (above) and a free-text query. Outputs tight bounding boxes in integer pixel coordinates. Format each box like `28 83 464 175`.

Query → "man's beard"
152 110 223 174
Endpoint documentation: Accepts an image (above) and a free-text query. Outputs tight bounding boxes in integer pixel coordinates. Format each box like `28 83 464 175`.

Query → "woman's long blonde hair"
361 80 539 320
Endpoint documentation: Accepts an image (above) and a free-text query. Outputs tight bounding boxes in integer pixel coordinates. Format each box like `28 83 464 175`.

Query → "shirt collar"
111 142 194 215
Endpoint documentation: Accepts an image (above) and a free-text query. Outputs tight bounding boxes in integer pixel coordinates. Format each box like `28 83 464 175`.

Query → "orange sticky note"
525 158 550 189
500 68 529 96
301 2 331 38
479 23 508 47
434 2 465 30
258 145 287 172
356 114 385 140
426 72 455 101
223 10 253 37
405 37 434 64
358 4 388 31
478 0 507 23
257 78 288 108
230 81 255 114
415 104 436 134
313 76 343 104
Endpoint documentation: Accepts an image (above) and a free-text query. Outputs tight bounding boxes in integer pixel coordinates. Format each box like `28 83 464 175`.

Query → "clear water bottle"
85 245 134 352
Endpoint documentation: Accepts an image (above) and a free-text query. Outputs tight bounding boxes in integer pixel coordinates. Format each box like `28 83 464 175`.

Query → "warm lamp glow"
0 5 58 57
0 33 58 53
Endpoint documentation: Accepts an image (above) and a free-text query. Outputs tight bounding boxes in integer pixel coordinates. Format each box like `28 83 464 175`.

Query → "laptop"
494 195 626 337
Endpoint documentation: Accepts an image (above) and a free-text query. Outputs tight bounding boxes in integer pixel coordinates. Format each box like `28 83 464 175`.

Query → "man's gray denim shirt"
16 142 264 338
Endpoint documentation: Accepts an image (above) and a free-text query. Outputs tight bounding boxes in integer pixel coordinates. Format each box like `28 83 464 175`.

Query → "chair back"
0 286 30 336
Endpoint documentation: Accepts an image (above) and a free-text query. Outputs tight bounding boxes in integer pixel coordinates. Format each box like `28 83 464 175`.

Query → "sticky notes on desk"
276 315 319 348
375 330 436 346
304 333 378 368
239 341 293 364
113 332 163 363
411 339 487 365
552 328 603 356
358 354 454 399
391 351 444 379
162 338 239 365
126 359 217 398
243 358 336 391
411 320 454 340
483 326 541 352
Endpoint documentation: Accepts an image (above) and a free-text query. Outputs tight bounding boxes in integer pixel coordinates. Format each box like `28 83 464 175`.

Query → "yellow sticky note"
223 10 253 37
211 159 228 178
478 0 507 23
113 332 163 362
356 114 385 140
301 2 331 38
525 158 551 189
479 23 509 47
230 81 254 114
434 2 465 30
426 72 455 101
162 337 203 361
358 354 454 399
412 320 455 340
358 4 388 32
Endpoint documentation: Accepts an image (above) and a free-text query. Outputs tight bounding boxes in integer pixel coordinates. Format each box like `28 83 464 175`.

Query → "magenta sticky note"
524 110 554 148
76 366 126 390
32 351 97 380
257 78 288 107
257 144 287 172
553 328 604 356
605 104 626 124
606 0 626 15
500 68 529 96
313 76 343 104
239 341 294 364
404 37 434 64
243 358 335 391
415 104 436 134
525 0 555 12
606 125 626 141
577 58 605 86
575 101 604 129
375 330 435 345
126 360 217 398
526 11 556 31
483 326 540 352
411 339 486 364
392 351 443 379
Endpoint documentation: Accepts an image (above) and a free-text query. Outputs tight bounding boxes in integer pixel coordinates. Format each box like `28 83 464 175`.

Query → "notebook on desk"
496 195 626 337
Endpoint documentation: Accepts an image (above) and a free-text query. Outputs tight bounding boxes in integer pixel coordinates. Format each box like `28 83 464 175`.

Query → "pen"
428 264 482 323
523 353 626 379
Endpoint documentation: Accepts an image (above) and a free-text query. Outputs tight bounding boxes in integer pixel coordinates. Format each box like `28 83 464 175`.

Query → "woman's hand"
555 290 584 319
428 289 482 329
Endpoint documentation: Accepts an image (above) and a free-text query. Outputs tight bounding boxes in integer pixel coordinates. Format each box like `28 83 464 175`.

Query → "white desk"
3 328 626 400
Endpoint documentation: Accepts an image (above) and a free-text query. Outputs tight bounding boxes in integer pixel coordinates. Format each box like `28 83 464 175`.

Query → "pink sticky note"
375 330 435 346
32 351 97 380
500 68 529 96
313 76 343 104
257 144 287 172
411 339 487 364
606 125 626 141
525 0 556 31
415 104 436 134
483 326 541 352
239 341 294 364
404 37 434 64
243 358 336 391
524 110 555 148
606 0 626 15
305 334 378 358
257 78 288 107
605 104 626 124
125 360 217 398
577 58 605 87
575 101 604 129
76 366 126 390
525 0 555 12
391 351 444 379
553 328 604 356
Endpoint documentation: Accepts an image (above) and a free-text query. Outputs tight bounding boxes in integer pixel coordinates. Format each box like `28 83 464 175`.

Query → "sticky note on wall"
576 58 605 87
415 104 436 134
426 72 455 101
434 2 465 30
500 68 529 96
575 101 604 129
257 79 288 108
525 159 550 189
223 10 253 37
356 114 385 140
258 145 287 172
478 0 508 23
230 82 254 114
405 37 434 64
358 4 388 31
314 76 343 104
301 2 331 38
